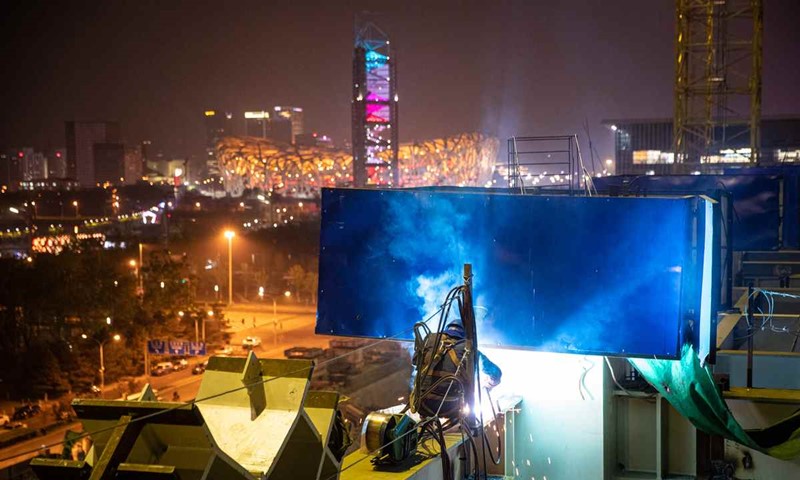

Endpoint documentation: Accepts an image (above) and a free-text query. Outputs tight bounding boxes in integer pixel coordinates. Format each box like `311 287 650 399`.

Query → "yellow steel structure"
673 0 763 166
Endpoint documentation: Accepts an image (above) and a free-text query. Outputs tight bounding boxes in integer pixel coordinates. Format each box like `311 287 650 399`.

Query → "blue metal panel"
594 175 781 251
722 167 800 249
316 188 715 359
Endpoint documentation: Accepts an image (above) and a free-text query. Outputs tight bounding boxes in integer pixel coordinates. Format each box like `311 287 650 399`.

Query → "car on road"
12 404 41 421
284 347 325 360
242 336 262 348
214 345 233 356
173 358 189 371
192 360 208 375
151 362 174 376
3 421 27 430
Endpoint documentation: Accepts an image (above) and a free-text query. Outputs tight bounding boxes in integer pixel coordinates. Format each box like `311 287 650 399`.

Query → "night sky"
2 0 799 162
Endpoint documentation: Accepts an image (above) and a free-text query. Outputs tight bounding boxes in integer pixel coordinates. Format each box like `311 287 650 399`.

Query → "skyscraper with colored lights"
352 22 398 187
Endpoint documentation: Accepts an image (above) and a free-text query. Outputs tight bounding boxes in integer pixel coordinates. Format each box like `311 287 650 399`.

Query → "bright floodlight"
113 334 121 341
207 310 214 317
224 230 235 239
106 317 112 325
129 259 136 267
81 333 88 339
284 290 291 297
8 207 19 214
178 310 184 317
72 200 78 206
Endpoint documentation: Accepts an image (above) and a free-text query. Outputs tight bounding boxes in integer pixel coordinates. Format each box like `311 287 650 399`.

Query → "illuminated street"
2 1 800 479
148 304 335 402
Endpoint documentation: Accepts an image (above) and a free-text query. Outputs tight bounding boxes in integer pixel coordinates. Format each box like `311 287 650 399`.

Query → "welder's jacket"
409 332 501 419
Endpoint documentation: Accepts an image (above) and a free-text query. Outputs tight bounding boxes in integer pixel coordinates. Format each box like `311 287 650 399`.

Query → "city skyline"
2 1 800 162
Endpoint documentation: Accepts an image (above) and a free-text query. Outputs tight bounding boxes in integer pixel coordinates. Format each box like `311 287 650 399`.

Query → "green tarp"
629 345 800 460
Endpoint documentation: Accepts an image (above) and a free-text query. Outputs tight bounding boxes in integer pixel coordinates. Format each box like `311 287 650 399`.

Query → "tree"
302 272 319 305
287 264 306 301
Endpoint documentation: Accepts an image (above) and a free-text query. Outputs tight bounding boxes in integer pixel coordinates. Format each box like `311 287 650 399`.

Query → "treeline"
0 242 225 400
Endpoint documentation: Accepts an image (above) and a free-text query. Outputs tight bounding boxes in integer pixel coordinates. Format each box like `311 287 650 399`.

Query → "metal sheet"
316 188 715 359
723 166 800 249
594 174 781 251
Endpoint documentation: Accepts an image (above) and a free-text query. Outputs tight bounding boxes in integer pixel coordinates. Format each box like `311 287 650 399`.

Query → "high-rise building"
273 106 304 143
47 148 67 178
244 111 270 138
269 116 293 144
295 132 335 149
25 150 48 180
1 150 24 190
93 143 125 185
352 22 398 187
65 121 121 186
124 146 143 185
204 110 233 176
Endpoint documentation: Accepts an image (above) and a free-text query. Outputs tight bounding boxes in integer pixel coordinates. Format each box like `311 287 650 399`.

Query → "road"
146 303 334 402
0 303 334 471
0 422 79 470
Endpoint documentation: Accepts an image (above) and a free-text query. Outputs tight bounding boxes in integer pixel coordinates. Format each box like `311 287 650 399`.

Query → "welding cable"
0 302 453 465
434 417 453 480
413 285 465 409
480 387 503 466
578 357 595 401
606 356 657 403
458 292 489 478
410 286 464 413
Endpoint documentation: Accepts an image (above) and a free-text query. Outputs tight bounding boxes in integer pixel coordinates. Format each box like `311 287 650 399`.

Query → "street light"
203 309 214 342
72 200 79 217
260 290 292 330
224 230 235 305
81 333 121 392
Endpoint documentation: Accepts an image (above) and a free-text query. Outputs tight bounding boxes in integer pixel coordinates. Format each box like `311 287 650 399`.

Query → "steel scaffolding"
673 0 763 166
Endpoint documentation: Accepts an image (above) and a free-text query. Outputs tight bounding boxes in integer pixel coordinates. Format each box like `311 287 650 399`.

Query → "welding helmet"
444 320 465 339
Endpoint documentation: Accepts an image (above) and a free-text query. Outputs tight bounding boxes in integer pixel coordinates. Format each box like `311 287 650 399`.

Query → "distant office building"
273 106 304 143
1 148 47 187
65 121 121 186
603 116 800 175
25 150 48 180
1 150 24 190
269 116 293 144
93 143 125 185
204 110 233 176
124 146 143 185
244 111 270 138
244 109 295 144
48 148 67 178
295 132 335 148
141 140 153 163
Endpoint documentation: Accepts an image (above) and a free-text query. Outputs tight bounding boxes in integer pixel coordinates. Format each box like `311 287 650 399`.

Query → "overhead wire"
0 301 453 466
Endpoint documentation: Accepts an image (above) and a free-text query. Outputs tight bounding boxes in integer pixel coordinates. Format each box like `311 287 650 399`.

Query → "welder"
409 318 502 420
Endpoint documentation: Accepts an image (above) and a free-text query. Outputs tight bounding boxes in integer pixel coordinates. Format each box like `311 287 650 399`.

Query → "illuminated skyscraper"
273 106 304 143
204 109 233 176
244 111 270 138
352 22 398 187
